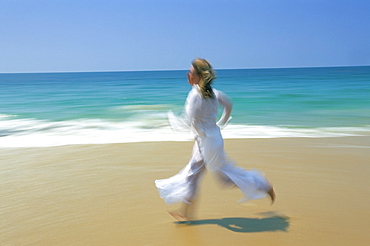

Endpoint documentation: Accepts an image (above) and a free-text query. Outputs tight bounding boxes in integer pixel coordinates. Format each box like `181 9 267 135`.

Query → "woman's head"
189 58 216 98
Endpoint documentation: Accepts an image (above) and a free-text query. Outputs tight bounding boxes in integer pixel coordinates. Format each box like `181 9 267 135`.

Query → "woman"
155 58 275 221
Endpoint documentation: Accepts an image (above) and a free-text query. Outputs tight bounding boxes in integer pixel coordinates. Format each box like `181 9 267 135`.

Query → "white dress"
155 85 271 204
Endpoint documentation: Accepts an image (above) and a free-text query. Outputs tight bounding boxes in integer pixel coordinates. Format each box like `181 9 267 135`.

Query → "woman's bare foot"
268 187 276 205
166 210 190 221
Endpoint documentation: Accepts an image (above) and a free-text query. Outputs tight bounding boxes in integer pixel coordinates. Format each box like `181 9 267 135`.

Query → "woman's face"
187 66 201 86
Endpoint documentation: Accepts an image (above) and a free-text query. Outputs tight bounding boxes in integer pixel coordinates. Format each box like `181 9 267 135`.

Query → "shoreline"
1 136 369 245
1 131 370 149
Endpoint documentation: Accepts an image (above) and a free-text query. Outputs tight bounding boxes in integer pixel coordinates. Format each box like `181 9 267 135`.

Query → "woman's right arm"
168 89 199 131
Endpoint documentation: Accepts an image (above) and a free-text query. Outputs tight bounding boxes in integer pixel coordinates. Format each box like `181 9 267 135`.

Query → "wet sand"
1 137 369 245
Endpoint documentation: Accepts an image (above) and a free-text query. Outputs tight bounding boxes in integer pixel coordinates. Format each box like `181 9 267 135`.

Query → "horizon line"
1 64 369 75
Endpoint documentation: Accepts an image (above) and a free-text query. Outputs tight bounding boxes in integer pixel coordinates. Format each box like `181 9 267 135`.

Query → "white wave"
221 125 370 138
117 104 172 110
0 114 17 119
0 117 369 148
0 118 192 148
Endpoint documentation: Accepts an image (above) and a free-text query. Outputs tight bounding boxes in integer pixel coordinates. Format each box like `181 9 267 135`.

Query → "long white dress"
155 85 271 204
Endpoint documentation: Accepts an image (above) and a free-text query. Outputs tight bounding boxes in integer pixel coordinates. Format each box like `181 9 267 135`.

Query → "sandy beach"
1 137 369 245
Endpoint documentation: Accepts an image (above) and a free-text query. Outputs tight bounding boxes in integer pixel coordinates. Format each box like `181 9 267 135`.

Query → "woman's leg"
181 156 206 220
165 141 206 220
201 135 275 204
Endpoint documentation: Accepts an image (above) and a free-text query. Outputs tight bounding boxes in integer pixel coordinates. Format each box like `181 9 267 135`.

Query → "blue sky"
1 0 370 73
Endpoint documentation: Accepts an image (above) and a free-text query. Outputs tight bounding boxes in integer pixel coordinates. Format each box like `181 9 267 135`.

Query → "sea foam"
0 117 368 148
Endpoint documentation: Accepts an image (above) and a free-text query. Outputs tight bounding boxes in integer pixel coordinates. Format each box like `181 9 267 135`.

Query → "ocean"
1 66 369 147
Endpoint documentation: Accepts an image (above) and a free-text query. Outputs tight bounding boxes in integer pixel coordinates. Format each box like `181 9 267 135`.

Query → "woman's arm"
167 89 200 131
215 90 232 128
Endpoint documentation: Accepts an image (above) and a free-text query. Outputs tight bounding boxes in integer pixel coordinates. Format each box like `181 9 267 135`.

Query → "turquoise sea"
1 66 369 147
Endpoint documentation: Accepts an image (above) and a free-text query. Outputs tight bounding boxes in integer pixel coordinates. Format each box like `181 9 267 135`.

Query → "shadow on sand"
176 216 290 233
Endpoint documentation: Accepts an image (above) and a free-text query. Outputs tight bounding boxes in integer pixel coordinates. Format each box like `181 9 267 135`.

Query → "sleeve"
214 90 232 129
184 89 201 123
167 89 199 132
167 110 190 131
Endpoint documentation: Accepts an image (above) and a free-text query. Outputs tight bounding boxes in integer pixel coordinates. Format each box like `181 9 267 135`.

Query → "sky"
1 0 370 73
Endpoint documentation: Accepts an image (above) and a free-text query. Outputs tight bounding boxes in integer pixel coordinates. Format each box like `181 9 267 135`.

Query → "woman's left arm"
215 90 232 128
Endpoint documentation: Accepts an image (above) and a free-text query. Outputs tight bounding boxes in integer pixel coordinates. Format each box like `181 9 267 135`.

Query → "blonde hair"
192 58 216 98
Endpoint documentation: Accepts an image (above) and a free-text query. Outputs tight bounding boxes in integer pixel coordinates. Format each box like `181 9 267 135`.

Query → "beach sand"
1 137 369 245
